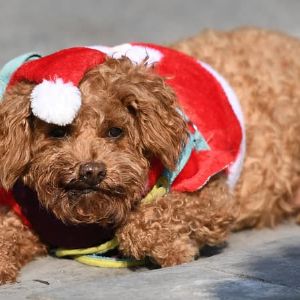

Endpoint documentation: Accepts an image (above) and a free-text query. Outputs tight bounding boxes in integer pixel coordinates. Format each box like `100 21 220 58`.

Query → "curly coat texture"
0 28 300 283
173 28 300 228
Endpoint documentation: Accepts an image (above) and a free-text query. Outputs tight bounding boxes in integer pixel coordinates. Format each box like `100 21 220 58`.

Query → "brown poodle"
0 27 300 284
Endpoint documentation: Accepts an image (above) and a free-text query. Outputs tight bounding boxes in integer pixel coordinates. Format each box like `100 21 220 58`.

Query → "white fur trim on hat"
31 78 81 126
89 44 163 66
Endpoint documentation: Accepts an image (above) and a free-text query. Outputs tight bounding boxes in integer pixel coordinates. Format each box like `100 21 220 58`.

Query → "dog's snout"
79 162 107 186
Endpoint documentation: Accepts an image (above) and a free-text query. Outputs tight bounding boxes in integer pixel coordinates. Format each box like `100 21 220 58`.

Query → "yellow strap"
141 177 168 205
55 237 119 257
74 255 145 268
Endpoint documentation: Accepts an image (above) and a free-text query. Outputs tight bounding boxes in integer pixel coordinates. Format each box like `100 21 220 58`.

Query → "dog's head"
0 57 187 227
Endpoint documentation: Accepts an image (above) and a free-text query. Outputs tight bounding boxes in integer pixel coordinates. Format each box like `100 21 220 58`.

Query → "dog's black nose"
79 162 107 186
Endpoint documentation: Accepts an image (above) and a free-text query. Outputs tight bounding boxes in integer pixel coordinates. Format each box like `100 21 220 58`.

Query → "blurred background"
0 0 300 65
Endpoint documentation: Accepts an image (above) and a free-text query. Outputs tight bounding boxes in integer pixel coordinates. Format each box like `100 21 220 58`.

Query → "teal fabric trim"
0 53 41 100
163 110 210 187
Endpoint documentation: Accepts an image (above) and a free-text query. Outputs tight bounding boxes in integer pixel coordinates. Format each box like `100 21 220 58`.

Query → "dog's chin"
66 185 126 198
40 185 134 227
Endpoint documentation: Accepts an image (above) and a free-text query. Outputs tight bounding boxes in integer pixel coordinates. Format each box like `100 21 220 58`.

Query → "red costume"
0 43 245 249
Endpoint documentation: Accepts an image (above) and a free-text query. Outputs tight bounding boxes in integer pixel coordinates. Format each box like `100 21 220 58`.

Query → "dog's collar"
147 109 210 193
163 110 210 188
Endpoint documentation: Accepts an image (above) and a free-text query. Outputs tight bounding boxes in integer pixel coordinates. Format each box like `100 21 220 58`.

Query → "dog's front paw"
150 235 199 267
116 209 199 267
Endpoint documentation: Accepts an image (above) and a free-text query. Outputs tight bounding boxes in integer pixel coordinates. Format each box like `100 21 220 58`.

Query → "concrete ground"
1 224 300 300
1 0 300 299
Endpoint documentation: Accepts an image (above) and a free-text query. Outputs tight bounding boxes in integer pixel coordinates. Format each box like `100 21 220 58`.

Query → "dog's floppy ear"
123 75 188 170
0 82 33 189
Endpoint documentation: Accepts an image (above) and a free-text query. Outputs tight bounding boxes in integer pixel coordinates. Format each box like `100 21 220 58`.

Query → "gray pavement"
1 0 300 299
1 223 300 300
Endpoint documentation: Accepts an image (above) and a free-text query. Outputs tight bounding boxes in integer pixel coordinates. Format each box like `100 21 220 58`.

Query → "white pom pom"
30 78 81 125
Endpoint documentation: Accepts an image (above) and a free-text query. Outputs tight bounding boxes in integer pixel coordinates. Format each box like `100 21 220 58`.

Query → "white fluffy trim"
200 61 246 191
89 44 163 66
31 78 81 125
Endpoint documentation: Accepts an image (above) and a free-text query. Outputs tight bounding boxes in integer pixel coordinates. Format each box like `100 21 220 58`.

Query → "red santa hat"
7 44 162 126
8 47 107 126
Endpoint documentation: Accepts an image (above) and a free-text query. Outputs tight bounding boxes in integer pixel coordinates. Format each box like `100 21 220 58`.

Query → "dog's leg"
0 207 46 284
117 176 236 267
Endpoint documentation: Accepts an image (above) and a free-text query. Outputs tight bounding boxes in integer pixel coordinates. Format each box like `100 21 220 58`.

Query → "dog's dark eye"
107 127 123 138
49 126 69 139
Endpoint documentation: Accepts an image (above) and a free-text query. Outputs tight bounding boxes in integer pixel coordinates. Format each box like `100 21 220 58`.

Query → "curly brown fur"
0 208 46 283
1 28 300 279
0 57 187 279
1 58 187 226
118 29 300 265
117 176 235 266
173 28 300 229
